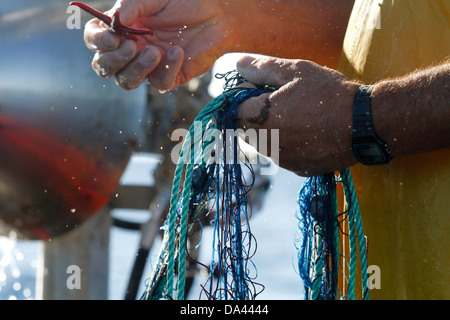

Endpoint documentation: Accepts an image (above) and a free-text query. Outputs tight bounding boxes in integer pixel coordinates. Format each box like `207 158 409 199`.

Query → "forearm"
371 62 450 158
221 0 354 69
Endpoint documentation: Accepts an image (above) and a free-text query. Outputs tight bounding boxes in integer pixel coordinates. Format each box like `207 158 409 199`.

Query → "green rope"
340 168 369 300
311 232 324 300
164 89 242 299
331 174 340 299
175 152 194 299
298 169 369 300
165 128 191 298
177 117 210 299
346 182 357 300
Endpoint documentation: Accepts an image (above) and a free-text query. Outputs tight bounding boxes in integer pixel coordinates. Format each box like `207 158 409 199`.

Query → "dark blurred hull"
0 0 147 239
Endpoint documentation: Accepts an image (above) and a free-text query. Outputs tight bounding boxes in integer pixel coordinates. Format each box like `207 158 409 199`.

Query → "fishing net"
140 71 369 300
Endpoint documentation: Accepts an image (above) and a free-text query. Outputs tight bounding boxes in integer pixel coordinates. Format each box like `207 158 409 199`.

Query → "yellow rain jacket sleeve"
338 0 450 299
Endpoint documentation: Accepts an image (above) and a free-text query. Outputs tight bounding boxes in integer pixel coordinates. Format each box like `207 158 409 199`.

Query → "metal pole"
36 208 110 300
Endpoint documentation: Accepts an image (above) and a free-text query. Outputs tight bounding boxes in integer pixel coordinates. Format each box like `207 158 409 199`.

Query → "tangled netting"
141 71 272 300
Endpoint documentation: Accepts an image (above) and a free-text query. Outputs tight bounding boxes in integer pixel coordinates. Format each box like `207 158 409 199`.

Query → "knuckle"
84 23 109 51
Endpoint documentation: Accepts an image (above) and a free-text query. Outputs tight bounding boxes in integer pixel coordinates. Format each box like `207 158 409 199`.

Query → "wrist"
218 0 353 67
370 81 400 156
217 0 299 55
217 0 249 53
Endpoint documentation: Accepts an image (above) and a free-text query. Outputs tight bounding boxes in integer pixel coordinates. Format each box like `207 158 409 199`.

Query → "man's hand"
81 0 354 91
236 56 450 177
236 56 359 176
83 0 231 90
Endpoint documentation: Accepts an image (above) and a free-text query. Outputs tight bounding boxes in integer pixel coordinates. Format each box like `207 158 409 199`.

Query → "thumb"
236 55 294 88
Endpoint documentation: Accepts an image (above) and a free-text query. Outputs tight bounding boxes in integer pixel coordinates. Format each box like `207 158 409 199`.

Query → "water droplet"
23 288 31 298
13 282 21 291
14 250 24 261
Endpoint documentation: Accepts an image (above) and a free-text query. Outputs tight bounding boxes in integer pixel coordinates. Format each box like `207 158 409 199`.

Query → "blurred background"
0 1 305 299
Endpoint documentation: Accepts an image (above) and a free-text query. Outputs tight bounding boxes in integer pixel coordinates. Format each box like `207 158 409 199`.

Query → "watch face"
353 143 389 164
358 144 384 158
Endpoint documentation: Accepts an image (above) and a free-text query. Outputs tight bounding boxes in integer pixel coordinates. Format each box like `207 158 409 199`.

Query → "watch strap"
351 85 392 165
353 85 375 138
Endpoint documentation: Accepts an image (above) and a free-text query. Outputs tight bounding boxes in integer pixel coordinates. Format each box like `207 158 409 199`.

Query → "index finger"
84 18 121 52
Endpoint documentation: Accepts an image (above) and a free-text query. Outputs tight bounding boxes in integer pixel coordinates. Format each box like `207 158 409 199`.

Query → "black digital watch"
351 85 392 165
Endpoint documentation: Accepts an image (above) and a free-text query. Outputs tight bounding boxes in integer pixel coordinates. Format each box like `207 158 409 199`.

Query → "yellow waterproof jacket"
338 0 450 299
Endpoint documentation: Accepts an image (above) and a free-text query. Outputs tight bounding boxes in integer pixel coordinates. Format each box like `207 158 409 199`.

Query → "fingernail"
140 47 157 65
119 40 136 59
167 46 182 60
100 33 118 49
